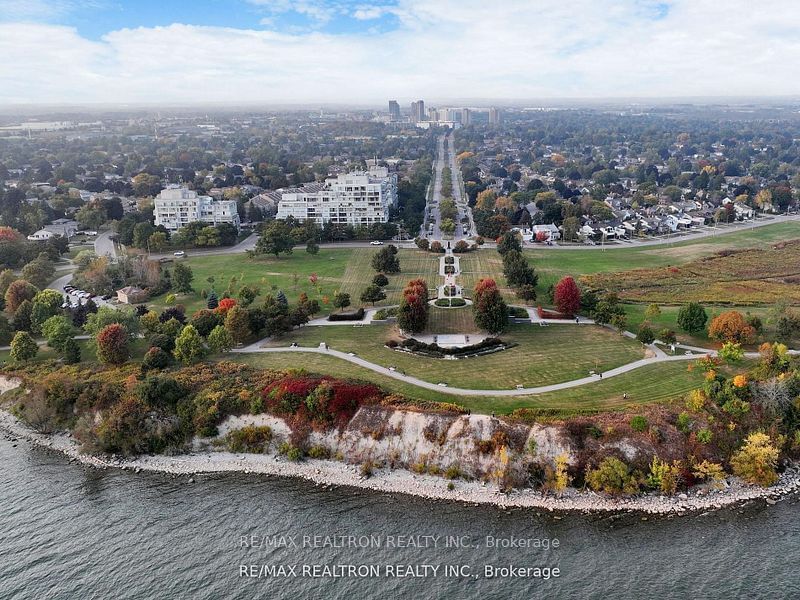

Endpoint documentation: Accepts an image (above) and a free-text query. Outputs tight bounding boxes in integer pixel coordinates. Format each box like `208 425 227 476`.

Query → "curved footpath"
232 341 785 397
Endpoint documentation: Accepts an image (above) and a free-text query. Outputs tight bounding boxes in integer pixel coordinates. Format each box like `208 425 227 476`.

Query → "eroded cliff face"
213 406 575 482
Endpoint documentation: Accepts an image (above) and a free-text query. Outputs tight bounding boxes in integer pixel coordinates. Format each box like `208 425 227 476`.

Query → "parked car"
370 240 384 246
85 231 98 236
174 251 186 257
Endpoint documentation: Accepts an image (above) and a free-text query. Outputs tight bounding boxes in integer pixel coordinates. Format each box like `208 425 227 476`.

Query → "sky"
0 0 797 106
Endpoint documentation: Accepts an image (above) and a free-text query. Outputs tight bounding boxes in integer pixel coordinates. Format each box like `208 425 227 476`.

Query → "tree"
62 337 81 364
41 315 73 351
238 285 259 306
586 457 640 495
173 324 207 364
21 254 54 290
255 220 294 257
553 276 581 316
96 323 129 365
10 331 38 362
371 246 400 273
76 205 106 230
415 237 429 251
397 279 429 334
142 346 171 371
562 216 580 242
306 239 319 255
0 314 11 345
207 289 219 309
207 324 234 353
636 323 656 344
496 231 522 256
0 269 17 299
502 250 538 289
730 432 780 486
708 310 756 344
473 278 508 334
429 240 443 253
644 304 662 320
677 302 708 334
5 279 38 313
659 328 677 345
516 284 537 302
13 300 33 332
190 309 223 337
172 262 194 294
333 291 351 312
718 341 744 364
360 284 386 306
85 306 140 337
224 305 251 343
30 289 64 333
372 273 389 287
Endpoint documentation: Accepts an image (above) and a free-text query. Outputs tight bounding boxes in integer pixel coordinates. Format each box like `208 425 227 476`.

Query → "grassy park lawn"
259 323 644 390
339 248 509 306
152 249 353 314
231 353 725 415
525 221 800 291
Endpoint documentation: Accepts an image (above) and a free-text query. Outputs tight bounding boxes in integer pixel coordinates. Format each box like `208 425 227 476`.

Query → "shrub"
586 457 641 495
10 331 38 362
372 273 389 287
696 428 712 444
629 415 648 432
693 460 726 489
225 425 272 453
286 446 303 461
730 432 780 486
307 445 330 459
360 461 374 477
327 308 365 322
646 457 682 494
445 463 463 480
676 412 693 434
636 323 656 344
142 346 171 371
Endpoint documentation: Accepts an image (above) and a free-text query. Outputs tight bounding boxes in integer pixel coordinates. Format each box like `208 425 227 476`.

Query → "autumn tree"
553 276 581 316
5 279 38 313
224 305 251 343
96 323 130 365
397 278 429 334
708 310 756 344
730 432 780 486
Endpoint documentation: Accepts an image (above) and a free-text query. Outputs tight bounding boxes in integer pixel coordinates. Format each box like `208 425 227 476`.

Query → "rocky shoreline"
1 407 798 515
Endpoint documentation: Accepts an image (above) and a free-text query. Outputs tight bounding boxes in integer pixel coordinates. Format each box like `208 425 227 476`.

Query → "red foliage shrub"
215 297 237 315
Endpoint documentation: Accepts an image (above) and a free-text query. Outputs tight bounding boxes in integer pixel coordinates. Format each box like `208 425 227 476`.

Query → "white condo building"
154 186 240 231
276 166 398 226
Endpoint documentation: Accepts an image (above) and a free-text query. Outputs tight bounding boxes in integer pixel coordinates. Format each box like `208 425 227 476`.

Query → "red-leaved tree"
553 276 581 316
96 323 130 365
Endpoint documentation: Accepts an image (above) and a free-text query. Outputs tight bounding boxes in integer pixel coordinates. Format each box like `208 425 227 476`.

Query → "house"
532 223 561 241
27 229 55 241
116 286 148 304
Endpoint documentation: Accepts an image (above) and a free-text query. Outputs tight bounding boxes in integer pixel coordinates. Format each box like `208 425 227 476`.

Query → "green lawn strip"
149 249 353 314
260 323 645 390
623 303 780 348
230 352 738 415
525 221 800 292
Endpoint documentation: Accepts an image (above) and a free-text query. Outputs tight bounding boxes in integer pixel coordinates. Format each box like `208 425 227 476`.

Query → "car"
173 251 186 257
369 240 384 246
101 294 112 301
80 291 92 299
85 231 98 236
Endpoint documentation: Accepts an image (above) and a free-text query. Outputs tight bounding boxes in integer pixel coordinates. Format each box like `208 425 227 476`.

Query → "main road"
423 132 476 242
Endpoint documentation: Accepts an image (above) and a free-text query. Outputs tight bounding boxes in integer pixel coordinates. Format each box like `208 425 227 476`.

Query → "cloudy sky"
0 0 796 105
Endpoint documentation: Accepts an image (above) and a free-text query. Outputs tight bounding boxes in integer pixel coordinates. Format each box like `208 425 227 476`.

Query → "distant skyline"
0 0 798 105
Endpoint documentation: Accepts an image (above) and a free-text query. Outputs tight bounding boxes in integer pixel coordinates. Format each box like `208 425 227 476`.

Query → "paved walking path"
231 342 708 397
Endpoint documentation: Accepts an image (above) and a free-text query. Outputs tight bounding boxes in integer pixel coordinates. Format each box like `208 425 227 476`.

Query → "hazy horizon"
1 0 798 106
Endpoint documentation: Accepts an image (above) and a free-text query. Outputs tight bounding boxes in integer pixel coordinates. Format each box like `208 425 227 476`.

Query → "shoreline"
2 407 798 515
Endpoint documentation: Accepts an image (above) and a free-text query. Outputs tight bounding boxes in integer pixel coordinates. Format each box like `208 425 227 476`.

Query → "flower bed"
537 306 569 319
434 298 467 308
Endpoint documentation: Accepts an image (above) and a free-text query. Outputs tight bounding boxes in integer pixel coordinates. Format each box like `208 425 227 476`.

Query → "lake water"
2 435 799 599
